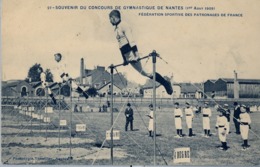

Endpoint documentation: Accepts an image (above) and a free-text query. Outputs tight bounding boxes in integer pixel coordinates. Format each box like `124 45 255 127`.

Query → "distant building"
204 78 260 98
76 58 128 94
179 83 203 99
97 81 125 96
143 84 181 98
142 79 180 98
2 80 34 97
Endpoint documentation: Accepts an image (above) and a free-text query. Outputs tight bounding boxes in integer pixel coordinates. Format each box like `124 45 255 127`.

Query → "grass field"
1 102 260 165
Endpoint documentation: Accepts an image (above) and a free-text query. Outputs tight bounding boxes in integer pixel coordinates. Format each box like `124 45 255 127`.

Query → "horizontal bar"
109 52 158 69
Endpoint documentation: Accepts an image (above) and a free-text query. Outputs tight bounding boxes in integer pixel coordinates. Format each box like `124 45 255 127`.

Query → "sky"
2 0 260 84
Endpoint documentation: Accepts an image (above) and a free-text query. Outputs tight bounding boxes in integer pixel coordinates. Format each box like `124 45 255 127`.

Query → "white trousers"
186 116 193 128
203 117 210 130
175 118 182 129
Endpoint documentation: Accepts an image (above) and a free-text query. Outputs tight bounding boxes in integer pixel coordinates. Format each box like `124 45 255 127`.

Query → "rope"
114 66 168 165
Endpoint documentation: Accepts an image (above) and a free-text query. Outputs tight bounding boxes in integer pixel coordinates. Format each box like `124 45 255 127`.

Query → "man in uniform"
239 104 252 150
184 102 194 137
202 102 212 137
52 53 89 99
147 104 154 137
125 103 134 131
215 107 229 151
37 67 57 104
233 102 241 134
223 104 231 134
109 10 173 95
174 102 183 137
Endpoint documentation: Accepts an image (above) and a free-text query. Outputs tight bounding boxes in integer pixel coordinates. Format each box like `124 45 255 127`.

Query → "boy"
185 102 194 137
109 10 173 95
174 102 183 137
239 104 252 150
215 107 229 151
53 53 89 99
202 102 212 137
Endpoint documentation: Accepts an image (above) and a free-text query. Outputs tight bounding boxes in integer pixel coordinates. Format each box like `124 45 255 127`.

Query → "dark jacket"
234 106 241 119
125 107 134 120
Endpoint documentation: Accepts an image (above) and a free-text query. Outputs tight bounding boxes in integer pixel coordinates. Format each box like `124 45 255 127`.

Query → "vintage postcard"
1 0 260 166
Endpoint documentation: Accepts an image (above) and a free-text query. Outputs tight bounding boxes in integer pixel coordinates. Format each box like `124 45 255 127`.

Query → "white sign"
45 107 53 113
173 147 191 163
106 130 120 140
14 106 18 109
76 124 86 132
60 120 67 126
32 113 38 119
28 107 35 112
38 115 44 120
43 117 51 123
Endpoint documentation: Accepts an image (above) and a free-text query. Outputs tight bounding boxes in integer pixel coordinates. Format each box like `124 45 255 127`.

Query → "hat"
109 10 121 19
185 102 190 105
241 104 247 108
174 102 179 105
224 104 229 107
127 103 131 107
234 102 238 106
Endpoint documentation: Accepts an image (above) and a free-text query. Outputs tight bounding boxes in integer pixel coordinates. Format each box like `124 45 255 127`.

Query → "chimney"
80 58 84 84
233 70 239 99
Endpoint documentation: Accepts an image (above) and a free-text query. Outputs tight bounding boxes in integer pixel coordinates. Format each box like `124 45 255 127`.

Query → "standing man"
37 67 57 104
109 10 173 95
239 104 251 150
223 104 231 134
147 104 154 137
233 102 241 134
174 102 183 138
125 103 134 131
202 102 212 137
215 108 229 151
184 102 194 137
52 53 89 99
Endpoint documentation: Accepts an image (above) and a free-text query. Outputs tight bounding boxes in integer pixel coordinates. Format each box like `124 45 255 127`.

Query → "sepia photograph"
1 0 260 166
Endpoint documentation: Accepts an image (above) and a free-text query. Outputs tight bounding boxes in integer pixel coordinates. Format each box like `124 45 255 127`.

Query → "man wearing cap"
109 10 173 95
239 104 251 150
147 104 154 137
52 53 89 99
215 107 229 151
125 103 134 131
233 102 241 134
184 102 194 137
174 102 183 137
202 102 212 137
223 104 231 134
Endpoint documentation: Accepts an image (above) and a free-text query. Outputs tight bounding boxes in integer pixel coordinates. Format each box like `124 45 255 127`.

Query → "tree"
26 63 53 82
26 63 41 82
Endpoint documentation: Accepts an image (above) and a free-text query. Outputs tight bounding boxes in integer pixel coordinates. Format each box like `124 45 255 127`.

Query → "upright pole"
45 87 48 141
152 51 157 166
69 80 73 159
58 85 61 150
110 65 114 165
28 91 33 133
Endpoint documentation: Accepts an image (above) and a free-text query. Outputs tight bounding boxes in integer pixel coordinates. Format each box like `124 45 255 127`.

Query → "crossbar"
109 51 159 69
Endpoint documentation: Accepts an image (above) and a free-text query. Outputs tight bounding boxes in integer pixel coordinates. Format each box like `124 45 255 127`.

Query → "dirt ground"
1 104 260 165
